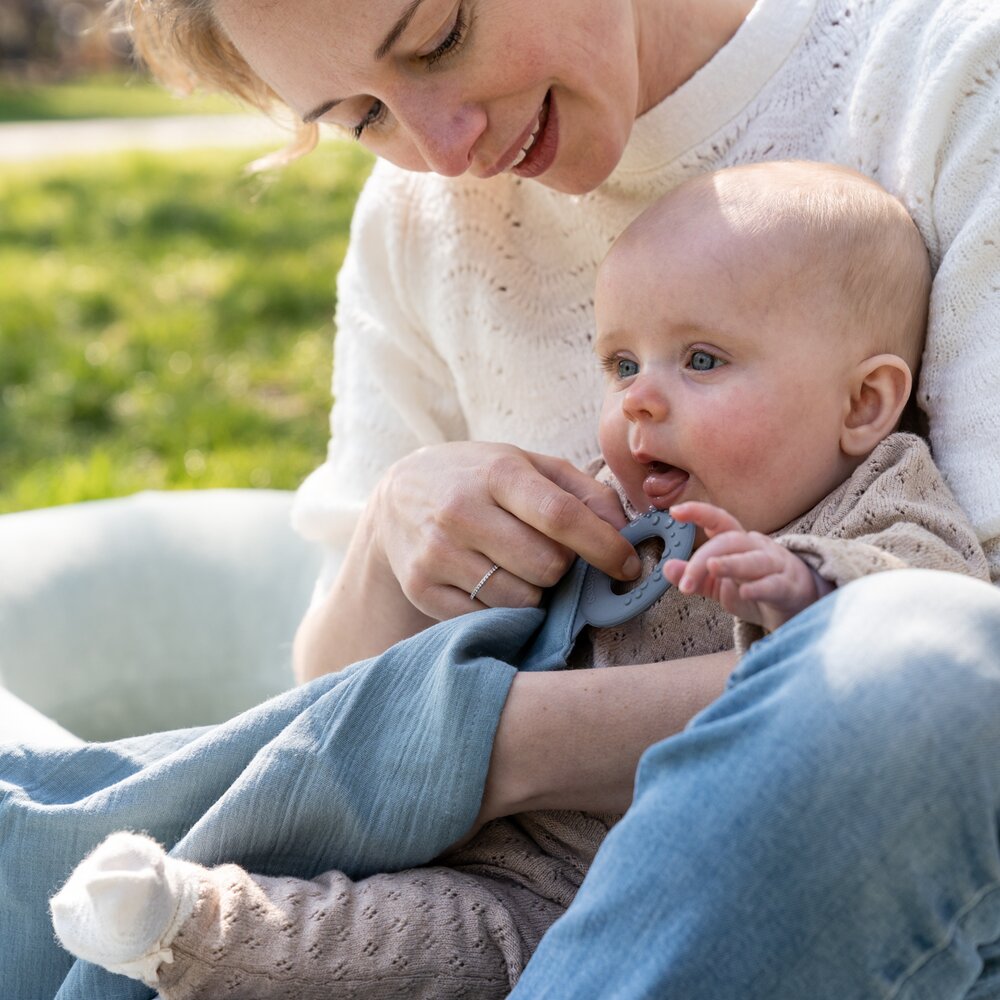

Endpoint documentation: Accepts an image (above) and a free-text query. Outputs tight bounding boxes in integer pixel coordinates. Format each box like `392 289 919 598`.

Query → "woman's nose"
397 92 487 177
622 375 669 423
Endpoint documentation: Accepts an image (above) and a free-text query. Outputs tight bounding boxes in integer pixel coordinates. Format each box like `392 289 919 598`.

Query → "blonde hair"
106 0 319 164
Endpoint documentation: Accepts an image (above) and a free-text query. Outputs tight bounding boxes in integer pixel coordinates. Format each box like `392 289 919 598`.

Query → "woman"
15 0 1000 994
128 0 1000 993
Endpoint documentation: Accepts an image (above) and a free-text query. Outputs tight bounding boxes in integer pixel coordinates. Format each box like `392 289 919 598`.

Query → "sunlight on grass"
0 141 375 512
0 72 241 121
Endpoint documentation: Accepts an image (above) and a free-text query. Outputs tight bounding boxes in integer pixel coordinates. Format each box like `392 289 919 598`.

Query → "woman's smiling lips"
512 91 557 178
481 91 556 179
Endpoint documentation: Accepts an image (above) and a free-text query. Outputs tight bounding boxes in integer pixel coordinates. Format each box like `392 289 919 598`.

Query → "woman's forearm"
477 649 737 821
292 509 435 682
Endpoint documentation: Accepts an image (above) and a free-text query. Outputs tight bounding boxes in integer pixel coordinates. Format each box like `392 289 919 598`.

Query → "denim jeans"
512 570 1000 999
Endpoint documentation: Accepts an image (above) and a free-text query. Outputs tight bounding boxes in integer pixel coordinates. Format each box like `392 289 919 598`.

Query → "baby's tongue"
642 464 690 507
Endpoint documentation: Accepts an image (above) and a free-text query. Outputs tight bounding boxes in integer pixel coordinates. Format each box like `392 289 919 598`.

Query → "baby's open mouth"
642 461 690 507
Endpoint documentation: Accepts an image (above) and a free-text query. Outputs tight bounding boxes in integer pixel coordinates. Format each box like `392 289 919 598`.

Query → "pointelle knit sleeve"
734 434 990 652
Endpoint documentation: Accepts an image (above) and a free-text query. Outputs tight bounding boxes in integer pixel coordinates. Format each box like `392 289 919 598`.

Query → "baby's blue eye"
690 350 722 371
617 358 640 378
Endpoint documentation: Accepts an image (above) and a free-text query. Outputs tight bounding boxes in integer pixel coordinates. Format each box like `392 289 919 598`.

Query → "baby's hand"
663 501 832 633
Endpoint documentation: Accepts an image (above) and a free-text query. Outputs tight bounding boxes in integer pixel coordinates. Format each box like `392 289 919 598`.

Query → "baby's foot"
50 831 204 985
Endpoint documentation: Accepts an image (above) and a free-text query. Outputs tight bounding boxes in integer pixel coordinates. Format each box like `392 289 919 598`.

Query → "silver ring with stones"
470 563 501 601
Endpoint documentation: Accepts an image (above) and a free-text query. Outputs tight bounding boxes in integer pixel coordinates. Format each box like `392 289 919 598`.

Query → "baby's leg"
160 863 563 999
52 821 586 1000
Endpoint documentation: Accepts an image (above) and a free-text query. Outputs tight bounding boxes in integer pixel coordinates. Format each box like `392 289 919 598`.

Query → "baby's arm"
663 501 833 633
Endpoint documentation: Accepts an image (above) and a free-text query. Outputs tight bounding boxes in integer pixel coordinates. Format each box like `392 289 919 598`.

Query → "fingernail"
623 555 641 579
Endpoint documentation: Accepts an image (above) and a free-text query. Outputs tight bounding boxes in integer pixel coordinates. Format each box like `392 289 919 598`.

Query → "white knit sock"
50 831 204 986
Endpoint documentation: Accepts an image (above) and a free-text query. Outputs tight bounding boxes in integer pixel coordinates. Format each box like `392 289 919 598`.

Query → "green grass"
0 72 242 121
0 142 375 512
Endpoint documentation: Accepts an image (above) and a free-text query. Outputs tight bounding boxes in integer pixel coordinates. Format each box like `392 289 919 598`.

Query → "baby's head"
596 160 931 534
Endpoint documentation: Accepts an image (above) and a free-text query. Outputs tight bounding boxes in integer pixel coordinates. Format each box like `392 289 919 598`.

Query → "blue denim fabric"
512 570 1000 999
2 603 566 1000
7 569 1000 999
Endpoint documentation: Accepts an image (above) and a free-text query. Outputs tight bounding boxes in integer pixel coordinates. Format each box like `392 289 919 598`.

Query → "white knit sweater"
291 0 1000 586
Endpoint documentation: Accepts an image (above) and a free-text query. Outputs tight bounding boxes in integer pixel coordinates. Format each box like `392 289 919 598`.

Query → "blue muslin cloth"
0 591 583 1000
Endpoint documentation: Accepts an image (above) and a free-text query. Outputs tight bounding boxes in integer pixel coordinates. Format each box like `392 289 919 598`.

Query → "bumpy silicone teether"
575 509 695 628
541 509 696 649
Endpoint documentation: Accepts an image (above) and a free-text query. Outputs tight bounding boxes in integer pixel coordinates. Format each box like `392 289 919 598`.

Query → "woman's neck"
635 0 757 115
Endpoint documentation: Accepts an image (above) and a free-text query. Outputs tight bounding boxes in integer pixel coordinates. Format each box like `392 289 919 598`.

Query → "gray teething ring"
519 509 697 672
577 510 696 628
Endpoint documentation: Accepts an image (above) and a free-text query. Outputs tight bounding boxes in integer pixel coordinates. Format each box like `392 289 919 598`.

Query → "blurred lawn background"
0 69 374 512
0 70 238 120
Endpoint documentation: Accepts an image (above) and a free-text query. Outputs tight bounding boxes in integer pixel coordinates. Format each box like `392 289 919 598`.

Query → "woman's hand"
294 442 641 681
369 442 641 621
663 501 833 633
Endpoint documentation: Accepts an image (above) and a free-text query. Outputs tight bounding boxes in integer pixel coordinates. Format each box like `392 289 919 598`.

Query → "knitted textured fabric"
151 813 611 1000
101 436 985 1000
292 0 1000 585
732 434 991 651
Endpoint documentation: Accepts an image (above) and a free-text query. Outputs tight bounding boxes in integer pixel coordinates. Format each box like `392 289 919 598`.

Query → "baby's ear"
840 354 913 457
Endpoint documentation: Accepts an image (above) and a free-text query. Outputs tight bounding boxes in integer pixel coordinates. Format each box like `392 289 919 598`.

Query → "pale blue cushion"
0 490 323 741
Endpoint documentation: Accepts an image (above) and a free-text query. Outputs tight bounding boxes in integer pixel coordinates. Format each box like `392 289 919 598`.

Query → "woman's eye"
352 5 468 140
353 99 386 140
423 5 468 66
689 350 723 372
616 358 640 379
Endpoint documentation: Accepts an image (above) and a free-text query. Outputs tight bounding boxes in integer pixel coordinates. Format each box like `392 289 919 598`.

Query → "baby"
51 161 988 999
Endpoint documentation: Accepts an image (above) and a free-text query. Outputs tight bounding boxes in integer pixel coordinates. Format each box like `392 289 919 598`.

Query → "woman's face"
213 0 648 194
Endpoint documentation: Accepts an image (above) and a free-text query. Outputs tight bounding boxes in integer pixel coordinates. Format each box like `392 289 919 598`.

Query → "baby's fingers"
737 572 796 604
663 558 688 589
673 531 755 595
669 501 744 539
706 547 782 585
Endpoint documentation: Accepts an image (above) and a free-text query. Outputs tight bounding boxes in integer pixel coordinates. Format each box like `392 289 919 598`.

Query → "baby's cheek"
694 405 787 515
597 404 620 464
597 406 635 484
700 409 776 476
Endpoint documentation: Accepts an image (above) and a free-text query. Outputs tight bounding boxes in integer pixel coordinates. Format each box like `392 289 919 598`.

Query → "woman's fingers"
471 500 580 592
471 570 544 610
497 452 639 581
528 452 629 529
437 496 579 602
373 442 637 622
463 550 546 610
421 571 545 620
